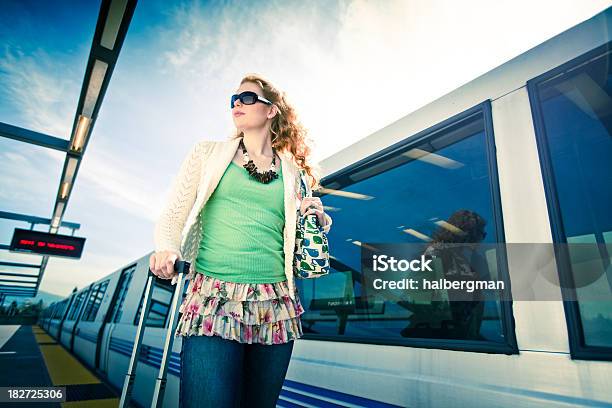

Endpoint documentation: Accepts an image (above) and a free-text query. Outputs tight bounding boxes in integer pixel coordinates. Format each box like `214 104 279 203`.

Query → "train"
40 8 612 408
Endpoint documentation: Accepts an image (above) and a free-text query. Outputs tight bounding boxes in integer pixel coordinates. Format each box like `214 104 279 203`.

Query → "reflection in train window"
45 304 55 319
530 44 612 357
298 110 512 348
81 281 109 322
66 291 87 321
107 266 135 323
133 278 173 328
52 299 69 319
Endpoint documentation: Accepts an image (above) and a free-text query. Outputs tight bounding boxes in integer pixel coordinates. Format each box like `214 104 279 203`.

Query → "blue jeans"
180 334 295 408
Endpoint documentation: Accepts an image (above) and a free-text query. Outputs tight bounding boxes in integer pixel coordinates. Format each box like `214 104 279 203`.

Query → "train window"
297 106 516 353
59 300 69 319
133 278 174 328
81 284 101 322
108 266 135 323
52 299 68 319
60 299 69 318
67 291 87 321
50 303 59 319
528 42 612 360
81 281 109 322
44 304 54 318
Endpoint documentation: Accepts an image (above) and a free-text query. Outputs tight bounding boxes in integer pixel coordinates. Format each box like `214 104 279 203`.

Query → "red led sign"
9 228 86 259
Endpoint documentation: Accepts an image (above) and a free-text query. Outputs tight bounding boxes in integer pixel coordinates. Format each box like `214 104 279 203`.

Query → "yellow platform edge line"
61 398 120 408
35 332 56 343
38 343 101 386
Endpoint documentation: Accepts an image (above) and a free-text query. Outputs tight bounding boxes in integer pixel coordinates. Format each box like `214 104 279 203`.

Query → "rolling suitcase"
119 260 190 408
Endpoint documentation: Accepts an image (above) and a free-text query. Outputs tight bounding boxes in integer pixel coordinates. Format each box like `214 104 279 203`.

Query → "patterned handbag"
293 169 330 279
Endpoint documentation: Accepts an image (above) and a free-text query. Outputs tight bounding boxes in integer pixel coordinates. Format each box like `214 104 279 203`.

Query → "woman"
421 209 487 339
149 73 332 407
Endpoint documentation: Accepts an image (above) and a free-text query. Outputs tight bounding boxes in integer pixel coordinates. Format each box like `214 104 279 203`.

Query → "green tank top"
194 160 286 283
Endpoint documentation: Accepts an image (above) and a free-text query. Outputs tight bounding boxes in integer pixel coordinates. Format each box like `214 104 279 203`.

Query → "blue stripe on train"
76 331 98 343
109 337 401 407
109 337 181 377
282 379 404 408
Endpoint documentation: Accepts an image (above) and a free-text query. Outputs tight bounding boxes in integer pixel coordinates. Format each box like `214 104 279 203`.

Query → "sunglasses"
231 91 272 109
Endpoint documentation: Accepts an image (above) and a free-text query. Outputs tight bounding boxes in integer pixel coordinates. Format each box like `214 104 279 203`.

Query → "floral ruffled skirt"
175 272 305 345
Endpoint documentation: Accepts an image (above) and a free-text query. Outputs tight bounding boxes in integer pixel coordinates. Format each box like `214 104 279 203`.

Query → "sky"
0 0 610 298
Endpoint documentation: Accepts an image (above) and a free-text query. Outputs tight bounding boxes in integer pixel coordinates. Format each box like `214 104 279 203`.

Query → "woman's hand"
300 196 328 228
149 250 181 280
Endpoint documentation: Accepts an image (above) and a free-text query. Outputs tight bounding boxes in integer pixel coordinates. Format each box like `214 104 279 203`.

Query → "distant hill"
2 290 65 307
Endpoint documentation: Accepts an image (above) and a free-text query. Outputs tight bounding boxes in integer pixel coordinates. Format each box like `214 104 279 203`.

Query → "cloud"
75 143 168 221
0 43 168 296
0 46 77 210
0 44 166 221
2 0 610 298
0 46 77 138
149 0 612 164
148 0 469 162
142 1 348 163
0 142 63 212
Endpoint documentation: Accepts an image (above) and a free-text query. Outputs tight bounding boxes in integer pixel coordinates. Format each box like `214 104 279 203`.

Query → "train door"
57 293 75 341
69 285 92 352
97 265 135 374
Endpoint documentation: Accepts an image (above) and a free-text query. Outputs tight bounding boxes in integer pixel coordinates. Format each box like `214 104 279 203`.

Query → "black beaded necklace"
239 139 279 184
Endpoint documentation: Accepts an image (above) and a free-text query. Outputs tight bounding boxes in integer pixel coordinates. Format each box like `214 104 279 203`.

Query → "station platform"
0 325 120 407
1 324 400 408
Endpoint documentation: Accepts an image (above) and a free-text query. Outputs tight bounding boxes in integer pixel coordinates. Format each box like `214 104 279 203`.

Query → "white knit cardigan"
153 136 333 300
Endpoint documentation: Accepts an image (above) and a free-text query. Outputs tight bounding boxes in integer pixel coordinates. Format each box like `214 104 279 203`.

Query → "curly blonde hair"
230 73 322 191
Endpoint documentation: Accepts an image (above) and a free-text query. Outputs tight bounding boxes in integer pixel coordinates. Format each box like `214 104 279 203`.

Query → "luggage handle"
119 260 190 408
